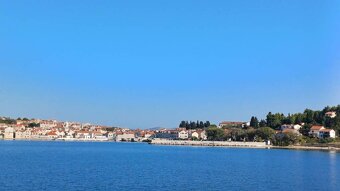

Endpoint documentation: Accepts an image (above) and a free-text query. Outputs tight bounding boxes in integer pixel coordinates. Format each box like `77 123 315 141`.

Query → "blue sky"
1 0 339 128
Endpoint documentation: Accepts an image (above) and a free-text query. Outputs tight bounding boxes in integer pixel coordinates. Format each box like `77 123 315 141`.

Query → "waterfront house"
145 131 155 139
178 130 189 140
319 129 336 139
106 132 115 140
115 131 135 142
92 132 107 140
75 131 91 139
155 130 178 140
309 126 336 138
309 126 324 138
47 131 58 139
198 130 207 140
190 131 199 139
15 130 32 139
4 127 14 139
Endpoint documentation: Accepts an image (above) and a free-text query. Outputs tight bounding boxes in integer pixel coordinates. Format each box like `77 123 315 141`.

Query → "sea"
0 141 339 191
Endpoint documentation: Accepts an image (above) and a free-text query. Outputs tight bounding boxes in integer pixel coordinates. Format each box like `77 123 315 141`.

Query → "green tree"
303 109 315 124
259 120 267 127
272 132 299 146
179 121 186 128
206 127 224 141
299 124 311 136
250 116 259 128
199 121 204 128
255 127 275 141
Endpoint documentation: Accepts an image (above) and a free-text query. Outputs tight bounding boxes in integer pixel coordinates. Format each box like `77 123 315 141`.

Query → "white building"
309 126 336 139
319 129 336 139
15 130 32 139
115 132 135 141
281 124 301 131
4 127 14 139
325 111 337 118
178 130 189 139
191 132 199 139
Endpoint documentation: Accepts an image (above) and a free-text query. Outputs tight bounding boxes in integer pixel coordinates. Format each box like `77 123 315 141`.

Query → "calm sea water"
0 141 339 191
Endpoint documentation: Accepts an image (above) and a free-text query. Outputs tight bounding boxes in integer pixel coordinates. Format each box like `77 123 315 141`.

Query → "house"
4 127 14 139
92 132 107 140
144 131 155 139
190 131 199 139
106 132 115 140
325 111 337 118
189 130 207 140
309 126 325 138
115 131 135 142
281 124 301 131
319 129 336 138
309 125 336 139
40 120 58 129
178 130 189 139
15 130 32 139
155 130 178 140
197 130 207 140
75 131 91 139
219 121 246 128
47 131 58 139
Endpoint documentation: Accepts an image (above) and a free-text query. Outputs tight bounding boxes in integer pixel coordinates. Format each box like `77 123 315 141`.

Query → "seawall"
150 139 268 148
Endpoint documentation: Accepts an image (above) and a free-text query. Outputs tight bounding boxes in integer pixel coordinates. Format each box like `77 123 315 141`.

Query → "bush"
319 138 334 144
272 132 299 146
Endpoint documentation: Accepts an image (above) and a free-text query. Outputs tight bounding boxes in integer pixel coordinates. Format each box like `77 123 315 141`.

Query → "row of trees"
179 121 211 129
206 127 275 142
206 126 306 146
249 105 340 134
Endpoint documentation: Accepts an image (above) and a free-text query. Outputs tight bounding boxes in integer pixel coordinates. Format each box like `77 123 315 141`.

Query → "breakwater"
150 139 268 148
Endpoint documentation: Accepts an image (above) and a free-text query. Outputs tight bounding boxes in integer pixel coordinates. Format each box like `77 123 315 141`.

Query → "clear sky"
1 0 339 128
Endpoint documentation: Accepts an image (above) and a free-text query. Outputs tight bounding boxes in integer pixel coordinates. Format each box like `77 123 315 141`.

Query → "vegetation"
206 127 224 141
206 126 275 142
207 105 340 146
250 116 259 128
28 123 40 128
248 105 340 135
179 121 211 129
0 117 16 124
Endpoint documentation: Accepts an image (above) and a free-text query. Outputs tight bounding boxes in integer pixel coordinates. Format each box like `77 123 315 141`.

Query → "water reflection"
328 151 337 191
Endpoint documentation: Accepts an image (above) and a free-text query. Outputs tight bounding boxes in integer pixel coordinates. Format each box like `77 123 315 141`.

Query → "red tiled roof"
320 129 334 132
310 126 324 130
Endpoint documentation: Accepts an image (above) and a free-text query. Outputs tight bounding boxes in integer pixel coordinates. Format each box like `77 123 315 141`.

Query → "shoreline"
1 139 339 152
150 140 340 152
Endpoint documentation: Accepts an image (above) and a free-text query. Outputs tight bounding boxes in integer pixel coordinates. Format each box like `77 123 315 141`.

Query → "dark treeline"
179 120 211 129
249 105 340 133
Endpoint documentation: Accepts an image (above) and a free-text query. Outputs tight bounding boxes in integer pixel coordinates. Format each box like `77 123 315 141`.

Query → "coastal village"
0 117 209 142
0 110 337 144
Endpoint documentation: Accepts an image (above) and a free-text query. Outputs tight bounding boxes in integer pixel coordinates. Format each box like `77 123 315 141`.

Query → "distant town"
1 105 339 148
